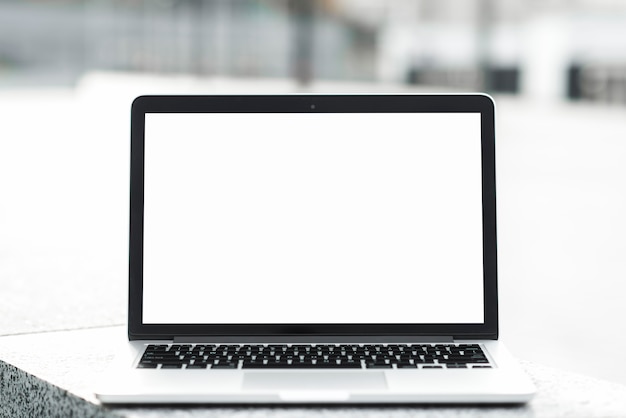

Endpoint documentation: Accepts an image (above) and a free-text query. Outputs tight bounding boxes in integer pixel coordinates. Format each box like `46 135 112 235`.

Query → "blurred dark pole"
567 64 583 100
476 0 493 92
290 0 315 86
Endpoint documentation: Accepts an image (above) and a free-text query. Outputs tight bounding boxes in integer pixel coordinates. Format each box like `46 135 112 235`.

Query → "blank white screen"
143 112 484 324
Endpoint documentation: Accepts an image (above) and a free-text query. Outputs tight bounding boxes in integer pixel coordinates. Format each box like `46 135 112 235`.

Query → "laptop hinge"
173 335 454 344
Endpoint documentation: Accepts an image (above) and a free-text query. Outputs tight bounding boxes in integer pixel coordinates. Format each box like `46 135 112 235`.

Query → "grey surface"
0 360 120 418
0 251 126 335
0 91 128 337
2 326 626 418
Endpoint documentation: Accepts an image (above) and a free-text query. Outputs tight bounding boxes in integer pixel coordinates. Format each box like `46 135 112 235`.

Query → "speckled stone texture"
0 359 119 418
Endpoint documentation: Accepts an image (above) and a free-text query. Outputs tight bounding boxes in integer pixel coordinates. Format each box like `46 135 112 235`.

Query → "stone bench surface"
2 326 626 418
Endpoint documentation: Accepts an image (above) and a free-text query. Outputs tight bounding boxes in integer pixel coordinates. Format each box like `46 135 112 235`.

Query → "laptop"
95 94 536 404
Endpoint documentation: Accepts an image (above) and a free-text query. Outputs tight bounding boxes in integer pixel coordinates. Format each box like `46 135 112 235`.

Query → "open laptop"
96 94 536 404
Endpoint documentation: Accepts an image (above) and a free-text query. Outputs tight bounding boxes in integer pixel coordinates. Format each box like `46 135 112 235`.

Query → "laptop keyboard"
137 344 491 369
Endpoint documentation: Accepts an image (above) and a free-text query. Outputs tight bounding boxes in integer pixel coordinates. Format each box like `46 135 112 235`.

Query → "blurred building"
0 0 376 85
1 0 626 104
374 0 626 104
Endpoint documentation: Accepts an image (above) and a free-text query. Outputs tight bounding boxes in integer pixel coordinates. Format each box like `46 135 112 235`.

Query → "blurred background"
1 0 626 386
3 0 626 101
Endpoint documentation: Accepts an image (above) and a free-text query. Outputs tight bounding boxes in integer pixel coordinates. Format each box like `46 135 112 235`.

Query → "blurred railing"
0 0 376 86
568 64 626 105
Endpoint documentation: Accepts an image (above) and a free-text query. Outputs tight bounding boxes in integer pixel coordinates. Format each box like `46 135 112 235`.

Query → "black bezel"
128 94 498 340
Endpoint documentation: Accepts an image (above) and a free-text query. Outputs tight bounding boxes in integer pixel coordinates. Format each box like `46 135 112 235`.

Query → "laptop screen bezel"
128 94 498 340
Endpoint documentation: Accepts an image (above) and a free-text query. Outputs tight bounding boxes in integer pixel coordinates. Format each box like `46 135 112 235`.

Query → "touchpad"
243 372 387 391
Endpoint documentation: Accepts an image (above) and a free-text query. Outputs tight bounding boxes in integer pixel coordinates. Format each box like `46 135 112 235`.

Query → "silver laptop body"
96 94 535 404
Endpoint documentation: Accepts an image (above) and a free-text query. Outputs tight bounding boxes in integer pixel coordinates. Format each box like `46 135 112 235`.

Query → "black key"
142 358 177 365
208 355 230 361
158 359 188 364
251 363 294 369
316 362 360 369
472 365 492 369
241 361 265 369
244 361 302 369
439 358 468 364
136 363 158 369
366 364 393 369
266 346 286 353
186 364 208 369
291 345 309 351
340 360 362 368
422 365 443 369
396 362 417 368
144 352 179 358
161 364 183 369
147 345 167 351
211 362 238 369
242 359 361 369
279 361 321 369
446 364 467 368
366 362 392 369
241 361 266 369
